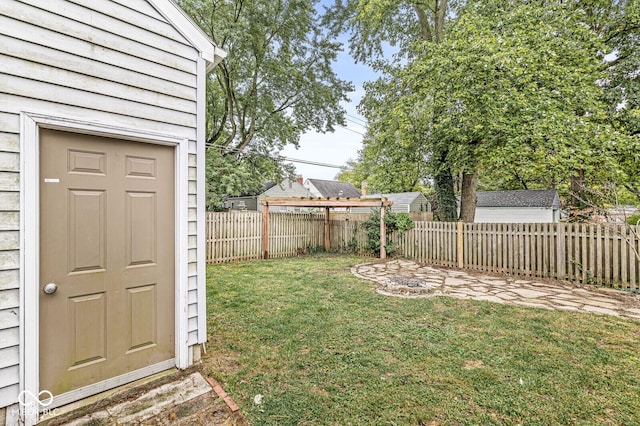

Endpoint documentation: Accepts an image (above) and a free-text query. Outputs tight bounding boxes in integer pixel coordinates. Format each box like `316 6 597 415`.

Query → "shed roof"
476 190 560 208
363 192 425 205
307 179 361 198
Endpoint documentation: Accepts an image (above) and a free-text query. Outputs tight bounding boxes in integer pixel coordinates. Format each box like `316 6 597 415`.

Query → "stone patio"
352 259 640 320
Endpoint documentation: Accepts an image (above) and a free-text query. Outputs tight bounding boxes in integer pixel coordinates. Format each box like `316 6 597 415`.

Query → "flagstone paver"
351 259 640 320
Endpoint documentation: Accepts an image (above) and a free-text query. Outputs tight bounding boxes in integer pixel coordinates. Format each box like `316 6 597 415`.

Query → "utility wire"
278 156 350 169
345 117 367 128
346 113 367 125
338 125 366 136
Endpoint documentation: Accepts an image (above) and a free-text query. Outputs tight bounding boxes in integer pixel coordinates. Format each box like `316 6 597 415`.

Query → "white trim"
196 57 207 344
175 122 190 369
148 0 227 66
20 113 40 426
20 112 190 425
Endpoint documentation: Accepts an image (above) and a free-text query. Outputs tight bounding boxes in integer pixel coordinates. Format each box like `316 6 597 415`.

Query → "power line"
345 116 367 128
338 125 366 136
279 156 350 169
346 113 367 125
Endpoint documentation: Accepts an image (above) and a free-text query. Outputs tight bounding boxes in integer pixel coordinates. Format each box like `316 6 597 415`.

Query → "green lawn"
204 255 640 425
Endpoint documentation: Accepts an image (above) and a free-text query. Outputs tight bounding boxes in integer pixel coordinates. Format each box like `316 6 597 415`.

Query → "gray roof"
362 192 425 205
236 181 276 197
476 190 560 208
307 179 361 198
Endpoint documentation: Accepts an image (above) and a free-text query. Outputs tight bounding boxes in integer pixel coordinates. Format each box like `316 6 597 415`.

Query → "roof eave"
149 0 227 69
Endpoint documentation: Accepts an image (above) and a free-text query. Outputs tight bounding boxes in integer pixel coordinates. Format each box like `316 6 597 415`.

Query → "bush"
627 214 640 225
362 209 414 256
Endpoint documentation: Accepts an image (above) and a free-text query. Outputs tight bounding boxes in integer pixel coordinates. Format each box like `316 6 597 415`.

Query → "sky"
278 10 380 181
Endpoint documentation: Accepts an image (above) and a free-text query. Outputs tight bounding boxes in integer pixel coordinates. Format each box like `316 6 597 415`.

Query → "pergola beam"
259 197 393 259
260 197 392 208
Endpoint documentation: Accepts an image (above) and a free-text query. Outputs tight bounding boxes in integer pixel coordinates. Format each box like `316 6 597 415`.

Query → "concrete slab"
49 372 240 426
108 373 211 423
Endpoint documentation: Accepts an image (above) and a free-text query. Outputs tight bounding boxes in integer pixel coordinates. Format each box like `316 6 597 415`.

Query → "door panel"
39 129 175 396
126 192 157 266
68 189 106 272
68 293 107 369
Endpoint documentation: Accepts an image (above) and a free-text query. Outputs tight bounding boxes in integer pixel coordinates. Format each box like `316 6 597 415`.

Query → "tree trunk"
570 169 586 207
434 166 458 222
459 172 478 223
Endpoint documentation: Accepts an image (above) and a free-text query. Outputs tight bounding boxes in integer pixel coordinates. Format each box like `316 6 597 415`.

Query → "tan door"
39 129 175 396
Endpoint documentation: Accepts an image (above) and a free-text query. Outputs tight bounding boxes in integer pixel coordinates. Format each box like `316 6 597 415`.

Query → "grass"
204 254 640 425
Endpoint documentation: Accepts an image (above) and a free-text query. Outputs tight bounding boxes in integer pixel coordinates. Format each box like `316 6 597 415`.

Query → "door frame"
20 112 190 419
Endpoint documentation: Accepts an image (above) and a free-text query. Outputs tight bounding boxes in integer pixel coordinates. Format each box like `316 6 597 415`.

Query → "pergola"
260 197 393 259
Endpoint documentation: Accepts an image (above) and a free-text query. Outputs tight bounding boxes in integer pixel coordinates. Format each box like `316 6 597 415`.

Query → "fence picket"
205 213 639 288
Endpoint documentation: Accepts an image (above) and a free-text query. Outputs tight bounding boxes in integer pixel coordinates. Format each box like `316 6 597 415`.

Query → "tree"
178 0 352 208
325 0 461 220
593 0 640 202
404 1 624 221
337 0 632 221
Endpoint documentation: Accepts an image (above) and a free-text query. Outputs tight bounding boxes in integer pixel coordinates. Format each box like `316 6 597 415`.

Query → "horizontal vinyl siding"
475 207 554 223
0 103 19 410
0 0 200 138
0 0 205 408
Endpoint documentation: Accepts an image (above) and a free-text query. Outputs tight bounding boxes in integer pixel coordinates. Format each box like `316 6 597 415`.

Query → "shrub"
362 209 414 256
627 214 640 226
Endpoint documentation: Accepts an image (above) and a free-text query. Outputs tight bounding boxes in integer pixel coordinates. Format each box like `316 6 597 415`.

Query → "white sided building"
0 1 225 423
472 190 562 223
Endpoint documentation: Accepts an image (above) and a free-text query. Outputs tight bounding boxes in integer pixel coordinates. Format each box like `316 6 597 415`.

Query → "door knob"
43 283 57 294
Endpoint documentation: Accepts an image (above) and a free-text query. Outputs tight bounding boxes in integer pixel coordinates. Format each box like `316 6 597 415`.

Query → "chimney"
361 181 368 196
296 175 303 185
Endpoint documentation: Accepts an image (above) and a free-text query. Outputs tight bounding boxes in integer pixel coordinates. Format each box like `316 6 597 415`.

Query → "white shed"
0 1 225 424
472 190 561 223
354 192 431 213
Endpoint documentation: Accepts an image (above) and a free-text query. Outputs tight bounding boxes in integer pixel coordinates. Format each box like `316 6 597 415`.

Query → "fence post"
324 207 331 252
262 205 269 259
457 221 464 268
380 205 387 259
556 223 565 280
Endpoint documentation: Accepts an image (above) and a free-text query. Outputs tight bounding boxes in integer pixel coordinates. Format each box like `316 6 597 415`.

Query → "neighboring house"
606 205 640 223
353 192 431 213
304 179 362 198
303 179 361 212
472 190 561 223
223 178 311 212
0 1 226 423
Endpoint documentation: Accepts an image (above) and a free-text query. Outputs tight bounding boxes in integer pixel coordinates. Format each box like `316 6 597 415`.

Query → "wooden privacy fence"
393 222 640 290
206 212 325 262
206 212 640 290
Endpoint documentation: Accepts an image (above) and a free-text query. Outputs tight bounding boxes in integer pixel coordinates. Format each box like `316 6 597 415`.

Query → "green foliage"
178 0 352 204
330 0 639 219
410 1 618 193
362 209 414 255
627 214 640 226
204 148 296 210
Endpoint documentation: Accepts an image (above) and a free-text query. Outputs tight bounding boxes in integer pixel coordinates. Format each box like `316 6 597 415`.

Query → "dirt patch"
463 360 485 370
203 355 242 376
